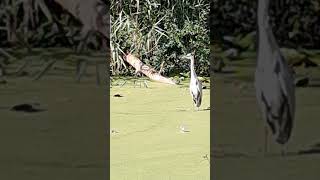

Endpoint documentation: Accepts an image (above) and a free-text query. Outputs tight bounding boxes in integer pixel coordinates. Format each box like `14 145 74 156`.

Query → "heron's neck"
190 57 197 79
257 0 269 28
257 0 280 67
257 0 270 50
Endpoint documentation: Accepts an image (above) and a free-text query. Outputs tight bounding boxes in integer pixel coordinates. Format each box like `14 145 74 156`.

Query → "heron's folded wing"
276 53 295 116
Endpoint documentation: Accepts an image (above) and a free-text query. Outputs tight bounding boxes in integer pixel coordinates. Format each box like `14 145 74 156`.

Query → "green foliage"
111 0 210 76
210 0 320 49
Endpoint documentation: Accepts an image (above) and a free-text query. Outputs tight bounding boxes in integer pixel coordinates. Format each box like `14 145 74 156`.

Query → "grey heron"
181 52 202 111
255 0 295 155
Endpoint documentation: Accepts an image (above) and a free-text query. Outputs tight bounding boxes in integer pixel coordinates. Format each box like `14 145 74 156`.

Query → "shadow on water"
199 107 210 111
298 149 320 155
212 150 320 159
297 142 320 155
176 107 210 112
213 142 320 159
308 84 320 88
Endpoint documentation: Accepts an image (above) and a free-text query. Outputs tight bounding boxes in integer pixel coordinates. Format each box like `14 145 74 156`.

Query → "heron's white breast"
190 80 199 94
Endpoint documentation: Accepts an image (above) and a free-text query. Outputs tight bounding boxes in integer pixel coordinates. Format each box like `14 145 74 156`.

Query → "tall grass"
111 0 210 76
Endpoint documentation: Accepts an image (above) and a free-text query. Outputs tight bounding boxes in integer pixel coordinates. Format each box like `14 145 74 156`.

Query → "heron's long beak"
179 55 186 59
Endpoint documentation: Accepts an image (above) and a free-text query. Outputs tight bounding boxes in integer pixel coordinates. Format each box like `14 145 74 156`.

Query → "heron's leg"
191 102 195 112
264 126 268 156
133 73 138 88
281 144 287 157
144 80 148 88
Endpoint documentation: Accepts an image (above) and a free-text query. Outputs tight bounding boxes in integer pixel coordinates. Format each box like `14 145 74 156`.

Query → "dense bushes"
210 0 320 49
0 0 108 50
111 0 210 76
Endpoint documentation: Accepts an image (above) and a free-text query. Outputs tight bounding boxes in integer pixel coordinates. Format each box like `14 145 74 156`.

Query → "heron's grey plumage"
255 0 295 145
182 53 202 109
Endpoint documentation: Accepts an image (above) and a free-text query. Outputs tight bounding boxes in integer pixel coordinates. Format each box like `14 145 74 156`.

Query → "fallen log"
124 53 176 85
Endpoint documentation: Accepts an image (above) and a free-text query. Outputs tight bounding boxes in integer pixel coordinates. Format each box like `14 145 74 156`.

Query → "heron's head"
180 52 195 60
